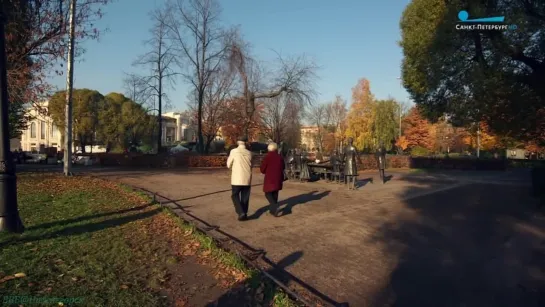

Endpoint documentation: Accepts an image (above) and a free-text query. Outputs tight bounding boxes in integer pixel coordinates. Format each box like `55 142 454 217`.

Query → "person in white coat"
227 136 253 221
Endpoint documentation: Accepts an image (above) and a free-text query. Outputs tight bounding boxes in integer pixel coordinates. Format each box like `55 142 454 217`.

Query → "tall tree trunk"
244 95 255 139
157 71 163 153
197 90 204 153
63 0 76 176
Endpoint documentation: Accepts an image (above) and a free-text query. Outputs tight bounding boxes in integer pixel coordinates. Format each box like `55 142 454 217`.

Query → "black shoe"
269 210 279 217
238 214 248 221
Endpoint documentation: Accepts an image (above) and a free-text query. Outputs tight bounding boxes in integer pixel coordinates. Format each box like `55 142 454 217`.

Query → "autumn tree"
345 78 375 151
48 89 104 153
131 7 178 152
462 121 499 152
401 107 433 150
400 0 545 144
5 0 110 138
260 94 302 145
227 31 318 137
395 136 409 152
221 98 263 146
372 99 398 150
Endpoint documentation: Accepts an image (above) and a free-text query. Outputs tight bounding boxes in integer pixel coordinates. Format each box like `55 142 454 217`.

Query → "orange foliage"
220 99 263 145
395 136 409 151
525 142 545 154
402 107 433 150
322 132 336 153
461 122 499 150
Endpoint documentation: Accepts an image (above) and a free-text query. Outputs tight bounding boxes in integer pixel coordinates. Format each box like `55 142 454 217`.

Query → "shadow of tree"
249 191 331 220
368 175 545 307
0 208 161 249
24 203 153 231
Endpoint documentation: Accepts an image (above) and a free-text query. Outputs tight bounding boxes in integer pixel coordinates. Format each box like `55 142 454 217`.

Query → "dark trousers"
231 185 251 216
379 168 385 183
265 191 279 213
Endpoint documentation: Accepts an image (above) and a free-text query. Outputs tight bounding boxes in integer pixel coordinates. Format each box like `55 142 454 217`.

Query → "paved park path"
88 168 544 306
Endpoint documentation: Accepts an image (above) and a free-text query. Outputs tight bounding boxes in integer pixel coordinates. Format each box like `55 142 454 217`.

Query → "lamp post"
0 7 24 233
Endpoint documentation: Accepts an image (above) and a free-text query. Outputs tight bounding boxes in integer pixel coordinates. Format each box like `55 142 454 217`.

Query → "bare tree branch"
227 33 319 137
131 6 179 152
261 94 302 144
164 0 230 153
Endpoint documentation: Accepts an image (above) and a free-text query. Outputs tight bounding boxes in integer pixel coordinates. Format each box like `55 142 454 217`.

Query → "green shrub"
410 146 429 157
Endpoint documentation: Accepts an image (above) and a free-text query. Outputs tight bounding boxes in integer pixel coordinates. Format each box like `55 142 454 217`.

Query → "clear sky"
49 0 411 111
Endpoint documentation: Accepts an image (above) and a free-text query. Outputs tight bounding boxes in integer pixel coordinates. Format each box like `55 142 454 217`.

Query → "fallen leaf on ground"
14 272 26 278
0 276 16 283
120 285 129 289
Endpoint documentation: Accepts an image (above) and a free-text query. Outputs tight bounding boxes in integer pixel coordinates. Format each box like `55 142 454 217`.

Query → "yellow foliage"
345 78 375 150
395 136 409 150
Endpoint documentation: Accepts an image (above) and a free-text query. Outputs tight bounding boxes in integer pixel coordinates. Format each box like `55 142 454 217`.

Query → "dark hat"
237 135 248 142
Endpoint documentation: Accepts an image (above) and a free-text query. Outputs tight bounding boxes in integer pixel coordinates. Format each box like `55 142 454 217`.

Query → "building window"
52 143 58 147
30 143 37 153
30 122 36 138
40 121 46 139
51 124 58 138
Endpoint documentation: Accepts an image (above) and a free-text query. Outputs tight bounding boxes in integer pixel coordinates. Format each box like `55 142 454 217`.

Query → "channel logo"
455 10 517 31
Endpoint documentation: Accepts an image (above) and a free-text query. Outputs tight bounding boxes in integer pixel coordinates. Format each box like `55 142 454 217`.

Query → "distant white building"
300 126 319 151
161 111 196 145
18 101 62 152
16 101 105 153
15 104 196 151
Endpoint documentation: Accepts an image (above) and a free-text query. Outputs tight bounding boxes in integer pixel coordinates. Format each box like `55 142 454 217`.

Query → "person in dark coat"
260 142 285 217
375 143 387 184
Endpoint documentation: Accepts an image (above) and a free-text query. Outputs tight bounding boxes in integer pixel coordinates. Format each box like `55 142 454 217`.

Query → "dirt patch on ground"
125 210 283 307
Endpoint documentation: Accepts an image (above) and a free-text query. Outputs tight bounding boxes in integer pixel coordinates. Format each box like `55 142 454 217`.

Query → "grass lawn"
0 174 296 307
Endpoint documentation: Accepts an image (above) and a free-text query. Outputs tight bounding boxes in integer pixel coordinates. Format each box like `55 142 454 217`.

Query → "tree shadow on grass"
0 208 161 249
248 191 331 220
25 203 153 231
368 176 545 307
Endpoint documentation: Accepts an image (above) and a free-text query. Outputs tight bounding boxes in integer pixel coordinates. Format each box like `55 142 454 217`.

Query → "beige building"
19 101 62 153
300 126 318 151
161 111 196 145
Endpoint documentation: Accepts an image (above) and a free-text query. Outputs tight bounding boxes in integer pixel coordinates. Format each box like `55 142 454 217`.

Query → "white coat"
227 145 253 186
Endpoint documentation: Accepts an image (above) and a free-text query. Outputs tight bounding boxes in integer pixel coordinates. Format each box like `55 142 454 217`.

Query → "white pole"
63 0 76 176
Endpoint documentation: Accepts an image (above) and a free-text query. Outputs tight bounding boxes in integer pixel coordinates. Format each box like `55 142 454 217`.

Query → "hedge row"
80 152 544 171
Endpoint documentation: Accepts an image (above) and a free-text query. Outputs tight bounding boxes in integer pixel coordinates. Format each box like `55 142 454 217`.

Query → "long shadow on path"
249 190 331 220
206 251 348 306
369 176 545 307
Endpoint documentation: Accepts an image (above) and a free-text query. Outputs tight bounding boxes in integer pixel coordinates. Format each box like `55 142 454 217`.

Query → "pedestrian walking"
227 136 253 221
260 142 285 217
375 143 387 184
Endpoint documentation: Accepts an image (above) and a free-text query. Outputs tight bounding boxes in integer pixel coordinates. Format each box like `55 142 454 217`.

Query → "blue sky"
49 0 411 111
